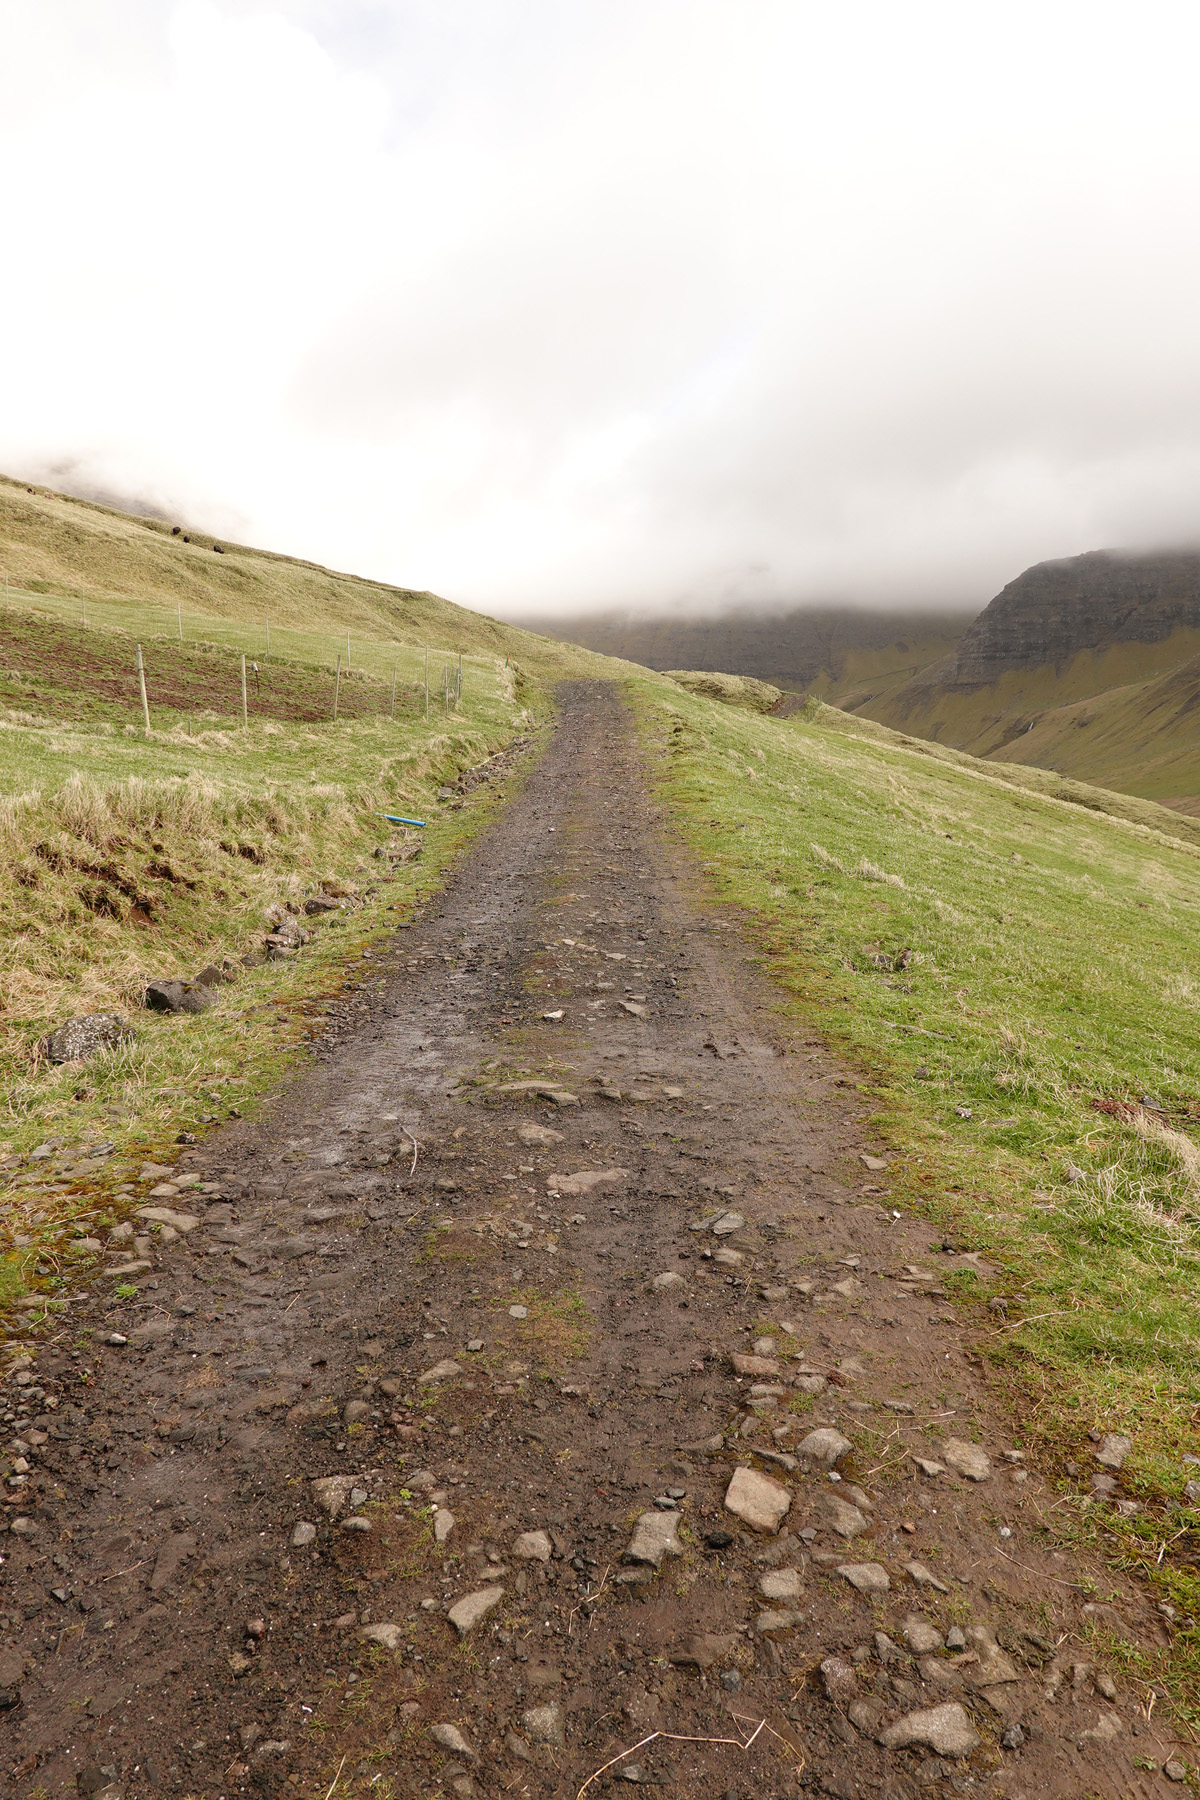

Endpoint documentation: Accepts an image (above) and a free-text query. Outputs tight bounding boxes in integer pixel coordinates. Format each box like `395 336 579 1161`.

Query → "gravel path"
1 684 1182 1799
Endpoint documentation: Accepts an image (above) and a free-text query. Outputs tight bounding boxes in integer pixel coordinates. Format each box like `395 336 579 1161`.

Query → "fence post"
333 652 342 721
241 653 249 726
389 665 397 722
424 648 429 720
457 652 462 708
136 644 151 733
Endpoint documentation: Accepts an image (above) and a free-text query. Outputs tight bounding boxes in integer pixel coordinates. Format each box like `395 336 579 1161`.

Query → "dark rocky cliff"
928 549 1200 688
524 604 972 690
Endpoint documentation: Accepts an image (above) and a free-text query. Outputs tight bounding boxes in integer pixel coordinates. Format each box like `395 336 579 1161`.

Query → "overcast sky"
4 0 1200 619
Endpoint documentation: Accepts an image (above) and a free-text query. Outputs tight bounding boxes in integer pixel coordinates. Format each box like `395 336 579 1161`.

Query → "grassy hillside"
0 476 646 1326
0 472 619 683
861 620 1200 805
628 673 1200 1687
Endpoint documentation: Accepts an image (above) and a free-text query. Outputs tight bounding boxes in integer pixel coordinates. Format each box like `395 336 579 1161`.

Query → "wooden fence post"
136 645 151 732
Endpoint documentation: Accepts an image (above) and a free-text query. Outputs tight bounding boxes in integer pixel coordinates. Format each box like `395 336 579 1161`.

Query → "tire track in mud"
1 683 1182 1800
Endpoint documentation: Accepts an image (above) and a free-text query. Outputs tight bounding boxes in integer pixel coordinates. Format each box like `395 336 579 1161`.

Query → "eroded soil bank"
2 684 1184 1800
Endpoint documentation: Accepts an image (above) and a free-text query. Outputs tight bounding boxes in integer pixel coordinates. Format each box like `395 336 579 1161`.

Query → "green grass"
0 473 645 1329
627 673 1200 1708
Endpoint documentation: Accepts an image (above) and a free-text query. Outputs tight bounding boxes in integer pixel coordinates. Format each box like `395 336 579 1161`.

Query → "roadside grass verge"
628 676 1200 1711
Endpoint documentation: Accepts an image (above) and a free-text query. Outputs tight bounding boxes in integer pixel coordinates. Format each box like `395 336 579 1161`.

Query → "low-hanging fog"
4 0 1200 620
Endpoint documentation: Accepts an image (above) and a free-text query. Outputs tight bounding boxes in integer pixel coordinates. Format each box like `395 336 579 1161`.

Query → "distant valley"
534 548 1200 808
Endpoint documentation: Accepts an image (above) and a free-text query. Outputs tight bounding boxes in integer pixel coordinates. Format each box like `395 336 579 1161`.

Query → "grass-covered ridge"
630 673 1200 1674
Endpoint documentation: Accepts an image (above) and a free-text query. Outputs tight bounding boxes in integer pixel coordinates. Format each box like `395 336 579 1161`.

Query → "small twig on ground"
401 1126 420 1176
101 1561 145 1582
574 1717 778 1800
567 1564 611 1634
995 1548 1088 1589
323 1752 348 1800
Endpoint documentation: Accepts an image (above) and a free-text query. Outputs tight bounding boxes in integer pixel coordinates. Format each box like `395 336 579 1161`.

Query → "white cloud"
2 0 1200 617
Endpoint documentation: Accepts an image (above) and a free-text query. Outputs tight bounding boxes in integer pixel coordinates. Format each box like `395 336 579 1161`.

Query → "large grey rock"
625 1510 683 1567
145 980 216 1015
448 1586 504 1634
417 1359 462 1385
879 1702 980 1758
940 1438 992 1481
724 1466 790 1533
799 1428 852 1466
43 1013 132 1064
1094 1433 1132 1471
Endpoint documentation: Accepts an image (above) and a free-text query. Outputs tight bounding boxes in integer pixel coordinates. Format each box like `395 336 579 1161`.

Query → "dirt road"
2 685 1183 1799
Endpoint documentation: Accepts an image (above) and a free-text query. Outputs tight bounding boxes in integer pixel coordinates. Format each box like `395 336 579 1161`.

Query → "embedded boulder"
43 1013 133 1064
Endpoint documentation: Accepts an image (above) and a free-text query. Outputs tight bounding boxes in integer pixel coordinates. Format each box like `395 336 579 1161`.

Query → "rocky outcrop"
910 550 1200 691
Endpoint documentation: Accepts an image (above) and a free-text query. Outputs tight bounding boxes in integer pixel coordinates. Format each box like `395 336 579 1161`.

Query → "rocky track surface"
1 684 1185 1800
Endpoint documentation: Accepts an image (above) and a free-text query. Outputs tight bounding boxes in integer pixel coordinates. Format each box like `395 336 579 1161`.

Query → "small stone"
711 1212 745 1235
290 1521 317 1548
1000 1723 1025 1750
860 1154 889 1172
430 1723 477 1761
945 1626 966 1650
724 1466 790 1533
940 1439 992 1481
759 1567 803 1601
837 1562 890 1594
106 1332 128 1347
879 1701 980 1758
1165 1759 1187 1782
651 1271 686 1292
448 1586 505 1634
799 1428 852 1466
913 1458 946 1477
720 1669 743 1692
732 1353 780 1377
903 1560 950 1593
756 1609 802 1634
506 1732 533 1762
874 1631 903 1665
821 1493 869 1538
434 1509 455 1544
820 1656 860 1705
341 1516 371 1532
514 1529 552 1562
668 1632 740 1670
418 1359 463 1384
311 1475 356 1519
1078 1710 1124 1746
359 1622 403 1650
467 1339 485 1353
522 1701 564 1747
509 1306 528 1320
704 1529 734 1549
625 1510 683 1567
343 1400 371 1425
1094 1433 1132 1471
903 1614 944 1654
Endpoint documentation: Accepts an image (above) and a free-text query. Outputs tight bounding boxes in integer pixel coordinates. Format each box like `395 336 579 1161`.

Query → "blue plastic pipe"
380 813 427 828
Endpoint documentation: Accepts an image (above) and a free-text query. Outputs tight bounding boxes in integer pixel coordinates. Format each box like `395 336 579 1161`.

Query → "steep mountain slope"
860 549 1200 802
521 602 971 702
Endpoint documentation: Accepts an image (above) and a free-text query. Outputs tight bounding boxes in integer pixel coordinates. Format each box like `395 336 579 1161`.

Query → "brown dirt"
0 684 1185 1800
0 611 416 725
